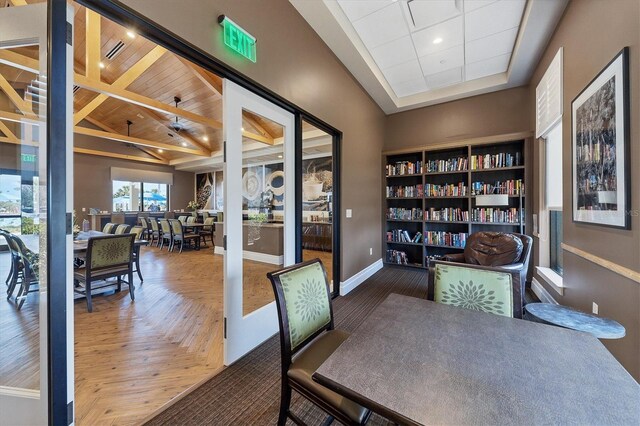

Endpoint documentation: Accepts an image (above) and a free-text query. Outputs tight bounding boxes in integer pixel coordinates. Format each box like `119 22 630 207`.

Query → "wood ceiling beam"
74 73 223 130
0 109 38 125
85 9 101 81
74 126 209 157
177 57 222 96
9 0 28 6
0 49 39 74
74 147 169 165
0 73 34 115
242 129 274 145
0 136 37 147
74 45 166 125
0 120 18 143
142 108 211 153
243 112 275 141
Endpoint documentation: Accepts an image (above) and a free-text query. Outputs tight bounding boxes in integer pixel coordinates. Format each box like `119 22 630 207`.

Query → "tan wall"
528 0 640 379
384 86 531 150
119 0 387 281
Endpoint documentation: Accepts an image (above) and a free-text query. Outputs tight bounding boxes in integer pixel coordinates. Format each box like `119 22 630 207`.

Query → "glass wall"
112 181 168 212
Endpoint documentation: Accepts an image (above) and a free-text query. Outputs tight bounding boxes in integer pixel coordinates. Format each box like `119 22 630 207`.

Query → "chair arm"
442 253 465 263
493 263 525 273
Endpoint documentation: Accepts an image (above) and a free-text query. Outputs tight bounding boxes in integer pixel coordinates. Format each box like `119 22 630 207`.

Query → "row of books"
387 208 423 221
471 179 524 196
386 184 424 198
387 229 423 243
425 182 467 197
424 208 469 222
425 231 468 248
470 152 521 170
575 140 615 164
386 161 423 176
471 208 522 223
425 157 468 173
386 249 409 265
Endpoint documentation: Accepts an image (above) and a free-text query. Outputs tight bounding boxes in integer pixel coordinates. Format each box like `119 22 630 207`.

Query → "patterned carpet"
145 266 428 425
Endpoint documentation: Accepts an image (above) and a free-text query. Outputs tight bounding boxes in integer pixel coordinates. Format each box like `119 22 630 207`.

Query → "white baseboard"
212 246 283 265
531 278 558 304
340 258 383 296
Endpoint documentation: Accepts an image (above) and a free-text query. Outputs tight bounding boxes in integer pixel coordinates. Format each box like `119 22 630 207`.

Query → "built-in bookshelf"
383 138 529 269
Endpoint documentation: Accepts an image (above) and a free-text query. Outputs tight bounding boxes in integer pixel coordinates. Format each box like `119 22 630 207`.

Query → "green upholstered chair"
114 224 131 234
429 261 514 318
199 217 215 246
169 219 199 253
202 211 210 220
149 218 161 247
129 226 145 282
186 216 196 224
177 215 188 224
5 233 39 310
267 259 371 426
159 219 173 250
73 234 135 312
138 217 150 239
102 222 117 234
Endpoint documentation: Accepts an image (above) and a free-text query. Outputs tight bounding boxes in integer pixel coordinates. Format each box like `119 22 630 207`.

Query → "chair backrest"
86 234 135 272
267 259 334 362
102 222 116 234
7 233 39 278
139 217 148 228
511 232 533 269
463 232 524 267
114 224 131 234
170 219 184 236
150 218 159 231
159 219 172 235
202 211 210 219
186 216 196 224
431 261 514 318
178 215 188 224
216 212 223 223
203 217 215 230
130 226 144 240
191 211 198 217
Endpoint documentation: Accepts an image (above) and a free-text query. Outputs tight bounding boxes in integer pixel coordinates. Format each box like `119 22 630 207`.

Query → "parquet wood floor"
0 245 333 425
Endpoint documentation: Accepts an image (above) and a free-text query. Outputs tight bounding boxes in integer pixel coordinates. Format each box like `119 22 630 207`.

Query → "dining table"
312 293 640 426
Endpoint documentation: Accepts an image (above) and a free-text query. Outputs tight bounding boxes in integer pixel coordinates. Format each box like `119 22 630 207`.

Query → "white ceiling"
290 0 569 114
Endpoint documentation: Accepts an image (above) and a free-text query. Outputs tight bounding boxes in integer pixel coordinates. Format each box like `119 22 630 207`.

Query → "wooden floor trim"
562 243 640 284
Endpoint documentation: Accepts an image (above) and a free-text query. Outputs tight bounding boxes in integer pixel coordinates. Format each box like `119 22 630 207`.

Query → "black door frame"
76 0 343 295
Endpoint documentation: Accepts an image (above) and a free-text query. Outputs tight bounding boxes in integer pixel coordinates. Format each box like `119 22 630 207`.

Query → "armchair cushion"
464 232 523 267
434 263 513 317
288 329 369 425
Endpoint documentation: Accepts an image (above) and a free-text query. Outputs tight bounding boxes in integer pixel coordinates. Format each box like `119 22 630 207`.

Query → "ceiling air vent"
73 85 80 93
105 40 126 60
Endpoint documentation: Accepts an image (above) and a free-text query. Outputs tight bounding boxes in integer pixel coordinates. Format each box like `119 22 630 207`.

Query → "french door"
223 80 295 364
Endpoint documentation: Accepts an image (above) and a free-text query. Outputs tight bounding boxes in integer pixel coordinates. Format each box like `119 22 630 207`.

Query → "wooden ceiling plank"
0 50 39 74
0 73 34 115
9 0 28 6
0 109 38 125
0 121 18 143
74 126 209 157
0 136 38 147
243 130 274 145
243 112 275 140
74 147 169 165
74 45 166 125
177 56 222 95
85 9 101 81
142 108 211 152
74 73 222 130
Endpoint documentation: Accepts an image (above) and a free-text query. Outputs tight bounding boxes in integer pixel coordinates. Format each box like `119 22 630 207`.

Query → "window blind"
110 167 173 185
545 122 563 209
536 47 563 138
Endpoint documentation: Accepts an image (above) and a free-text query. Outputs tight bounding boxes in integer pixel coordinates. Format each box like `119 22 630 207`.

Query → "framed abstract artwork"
572 47 630 229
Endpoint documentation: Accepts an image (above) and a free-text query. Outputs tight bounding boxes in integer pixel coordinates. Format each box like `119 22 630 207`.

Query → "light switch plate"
346 209 352 218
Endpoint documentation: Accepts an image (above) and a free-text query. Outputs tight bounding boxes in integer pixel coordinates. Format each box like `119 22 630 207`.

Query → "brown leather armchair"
428 232 532 318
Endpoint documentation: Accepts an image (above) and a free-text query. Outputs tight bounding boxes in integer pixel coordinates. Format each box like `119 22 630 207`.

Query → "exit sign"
218 15 256 63
21 153 36 163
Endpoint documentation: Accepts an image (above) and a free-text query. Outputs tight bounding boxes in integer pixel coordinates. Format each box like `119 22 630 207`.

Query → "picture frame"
572 47 630 229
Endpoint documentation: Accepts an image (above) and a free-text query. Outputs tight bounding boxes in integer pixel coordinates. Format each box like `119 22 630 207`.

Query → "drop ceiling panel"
352 2 409 49
464 0 497 13
393 76 428 97
406 0 461 30
338 0 394 22
465 52 510 81
465 0 526 41
370 35 417 70
419 44 464 75
382 59 423 85
411 15 464 57
426 67 463 89
465 26 518 64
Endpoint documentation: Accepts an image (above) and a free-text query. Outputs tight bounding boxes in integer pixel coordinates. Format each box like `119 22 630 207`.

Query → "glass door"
223 79 294 364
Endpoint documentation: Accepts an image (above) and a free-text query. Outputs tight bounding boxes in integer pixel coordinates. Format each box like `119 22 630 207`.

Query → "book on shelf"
386 184 424 198
471 179 524 196
386 249 409 265
470 152 520 170
425 156 468 173
387 207 423 221
386 229 423 243
386 160 423 176
424 208 469 222
471 207 523 223
425 182 468 197
425 231 468 248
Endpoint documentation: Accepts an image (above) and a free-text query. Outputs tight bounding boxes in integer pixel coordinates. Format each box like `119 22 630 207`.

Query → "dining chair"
102 222 117 234
0 229 17 293
114 224 131 234
159 219 173 250
149 218 161 247
2 230 23 299
186 216 197 224
169 219 199 253
73 234 135 313
267 259 371 426
130 226 145 282
138 217 149 239
199 217 215 247
429 260 515 318
8 234 40 310
202 211 210 220
178 215 188 224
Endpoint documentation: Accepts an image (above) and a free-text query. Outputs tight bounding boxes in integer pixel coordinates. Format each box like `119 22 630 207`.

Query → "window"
544 122 563 276
112 181 168 212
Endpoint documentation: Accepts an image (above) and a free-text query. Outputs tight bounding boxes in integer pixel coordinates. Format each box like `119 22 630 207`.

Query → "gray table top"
313 294 639 426
525 302 626 339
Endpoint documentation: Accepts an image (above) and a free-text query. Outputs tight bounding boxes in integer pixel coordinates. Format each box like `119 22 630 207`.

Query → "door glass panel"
241 109 284 315
301 121 334 288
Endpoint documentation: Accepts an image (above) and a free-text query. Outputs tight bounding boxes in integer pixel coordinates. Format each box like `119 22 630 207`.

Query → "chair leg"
86 282 93 313
128 271 135 301
159 236 164 250
135 256 143 282
179 239 184 253
278 381 292 426
117 276 122 292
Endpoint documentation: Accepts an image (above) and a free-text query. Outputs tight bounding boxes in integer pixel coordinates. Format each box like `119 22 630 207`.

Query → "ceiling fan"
168 96 185 136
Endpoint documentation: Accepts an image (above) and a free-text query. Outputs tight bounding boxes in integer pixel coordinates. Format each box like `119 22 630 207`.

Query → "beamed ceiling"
0 0 317 167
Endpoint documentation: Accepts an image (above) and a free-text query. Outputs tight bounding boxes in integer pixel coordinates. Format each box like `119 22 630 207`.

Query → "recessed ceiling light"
203 136 209 142
278 155 283 159
126 30 136 39
433 37 443 45
99 62 105 69
158 149 163 153
181 142 187 147
241 127 245 131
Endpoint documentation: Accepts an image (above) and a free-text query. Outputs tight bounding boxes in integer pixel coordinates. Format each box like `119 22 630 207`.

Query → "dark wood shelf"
424 170 469 176
424 244 465 249
383 261 426 269
424 196 468 199
471 222 522 226
470 166 525 173
386 197 422 200
385 173 423 178
424 220 468 224
386 219 423 223
387 241 423 246
471 194 524 198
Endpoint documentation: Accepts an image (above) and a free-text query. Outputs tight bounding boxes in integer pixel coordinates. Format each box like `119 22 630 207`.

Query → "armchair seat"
288 329 369 425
